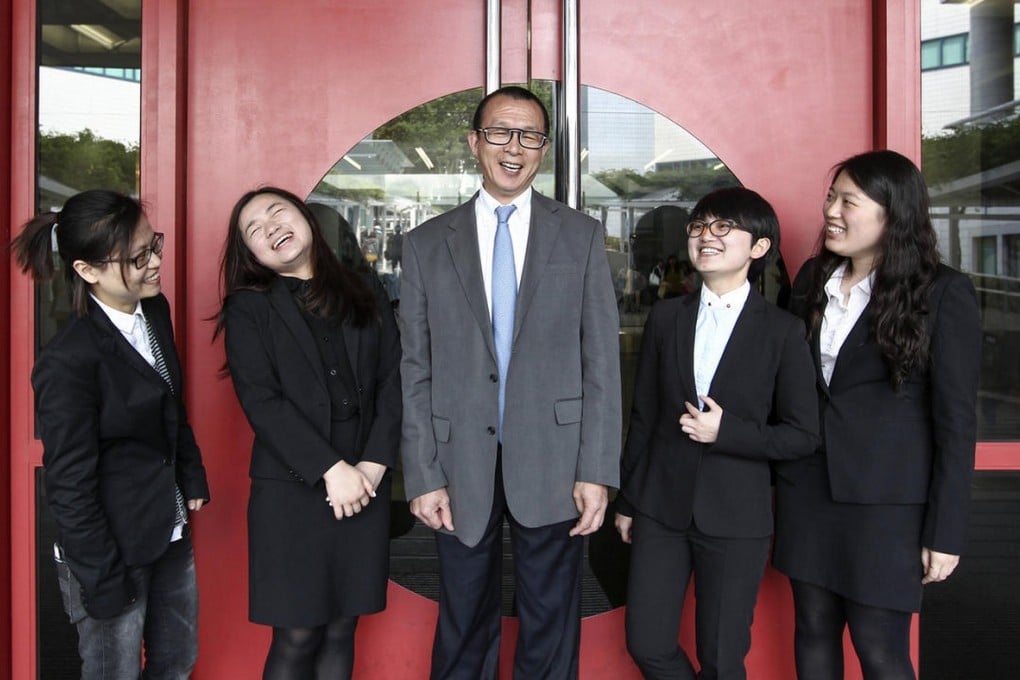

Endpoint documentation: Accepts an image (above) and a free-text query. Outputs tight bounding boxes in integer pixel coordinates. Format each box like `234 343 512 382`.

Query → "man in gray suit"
400 85 622 679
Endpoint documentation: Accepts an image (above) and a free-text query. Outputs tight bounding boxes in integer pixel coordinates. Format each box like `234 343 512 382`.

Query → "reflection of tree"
374 88 482 174
39 129 139 195
594 165 739 201
313 182 384 204
922 117 1020 186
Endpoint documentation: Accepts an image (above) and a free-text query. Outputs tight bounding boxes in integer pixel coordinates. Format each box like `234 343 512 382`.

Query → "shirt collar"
825 261 874 299
699 280 751 311
90 294 144 334
478 186 532 216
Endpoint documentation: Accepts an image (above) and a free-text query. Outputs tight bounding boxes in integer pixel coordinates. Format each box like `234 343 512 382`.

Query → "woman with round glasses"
616 186 818 679
12 189 210 679
773 150 981 679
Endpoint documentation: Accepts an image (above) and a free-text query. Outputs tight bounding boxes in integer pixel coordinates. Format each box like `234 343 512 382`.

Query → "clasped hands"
323 460 387 520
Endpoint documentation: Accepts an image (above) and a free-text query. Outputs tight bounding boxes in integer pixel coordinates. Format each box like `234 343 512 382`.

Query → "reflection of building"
922 0 1020 278
922 0 1020 444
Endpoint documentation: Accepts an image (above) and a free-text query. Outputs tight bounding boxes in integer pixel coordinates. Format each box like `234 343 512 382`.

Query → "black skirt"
773 453 926 613
247 471 391 627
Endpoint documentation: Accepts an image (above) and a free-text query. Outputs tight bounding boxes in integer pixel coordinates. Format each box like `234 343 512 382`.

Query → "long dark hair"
10 190 145 317
803 150 940 389
214 186 376 338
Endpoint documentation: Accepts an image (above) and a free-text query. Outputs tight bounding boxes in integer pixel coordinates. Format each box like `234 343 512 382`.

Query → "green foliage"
594 164 740 201
312 181 384 204
922 116 1020 187
38 129 139 195
374 88 482 174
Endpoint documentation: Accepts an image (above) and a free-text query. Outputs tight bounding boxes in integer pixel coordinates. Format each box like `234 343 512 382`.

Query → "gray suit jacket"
399 191 622 547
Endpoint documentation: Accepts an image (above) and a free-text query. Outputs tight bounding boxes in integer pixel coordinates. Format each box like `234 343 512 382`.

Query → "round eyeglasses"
98 232 166 269
476 127 550 150
686 219 743 238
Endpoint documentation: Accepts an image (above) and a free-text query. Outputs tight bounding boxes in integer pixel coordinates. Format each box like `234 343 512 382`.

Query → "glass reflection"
36 0 142 351
922 0 1020 440
34 2 143 675
311 83 792 615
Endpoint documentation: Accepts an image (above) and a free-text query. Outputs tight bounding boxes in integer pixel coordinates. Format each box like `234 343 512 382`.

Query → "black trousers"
431 457 582 680
625 513 770 680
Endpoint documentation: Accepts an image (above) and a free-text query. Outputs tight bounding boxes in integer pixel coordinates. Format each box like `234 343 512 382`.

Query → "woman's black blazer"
223 275 401 486
618 288 819 537
32 294 210 618
783 260 981 554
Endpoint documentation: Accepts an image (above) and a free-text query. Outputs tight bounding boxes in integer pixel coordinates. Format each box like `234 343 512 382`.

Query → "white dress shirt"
819 262 874 386
90 295 156 367
475 187 533 319
693 281 751 408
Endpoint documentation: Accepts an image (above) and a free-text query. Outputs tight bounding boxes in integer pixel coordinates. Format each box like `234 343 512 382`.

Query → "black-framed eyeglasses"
686 219 743 238
98 232 165 269
476 127 550 149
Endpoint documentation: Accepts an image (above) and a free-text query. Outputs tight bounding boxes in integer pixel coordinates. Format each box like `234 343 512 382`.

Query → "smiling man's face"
468 94 550 203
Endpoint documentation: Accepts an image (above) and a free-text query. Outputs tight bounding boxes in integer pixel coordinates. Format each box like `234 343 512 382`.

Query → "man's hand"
410 488 455 531
570 482 608 537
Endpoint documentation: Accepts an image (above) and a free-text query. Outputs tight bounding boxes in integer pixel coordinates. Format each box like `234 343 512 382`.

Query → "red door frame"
4 1 1014 678
0 0 12 676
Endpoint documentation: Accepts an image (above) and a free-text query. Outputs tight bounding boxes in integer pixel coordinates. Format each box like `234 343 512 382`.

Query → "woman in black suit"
615 188 819 679
217 187 401 679
13 189 210 679
773 150 981 679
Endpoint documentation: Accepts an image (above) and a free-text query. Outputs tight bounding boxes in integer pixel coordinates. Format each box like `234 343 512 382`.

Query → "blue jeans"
55 536 199 680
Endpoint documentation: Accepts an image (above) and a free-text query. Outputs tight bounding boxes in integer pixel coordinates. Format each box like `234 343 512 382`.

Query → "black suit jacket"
618 288 818 538
779 261 980 554
32 294 210 618
223 275 401 486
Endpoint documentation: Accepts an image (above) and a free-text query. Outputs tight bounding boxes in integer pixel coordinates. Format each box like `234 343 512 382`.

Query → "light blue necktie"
492 204 517 441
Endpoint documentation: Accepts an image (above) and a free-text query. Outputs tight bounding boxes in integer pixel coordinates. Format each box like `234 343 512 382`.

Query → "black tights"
791 580 915 680
262 616 359 680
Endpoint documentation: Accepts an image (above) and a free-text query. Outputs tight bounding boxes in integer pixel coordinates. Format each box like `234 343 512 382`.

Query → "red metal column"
7 0 39 676
0 0 13 673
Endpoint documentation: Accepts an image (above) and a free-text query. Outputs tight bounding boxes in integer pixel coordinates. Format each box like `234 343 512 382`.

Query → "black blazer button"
489 374 498 383
329 368 338 376
342 399 350 405
487 426 496 435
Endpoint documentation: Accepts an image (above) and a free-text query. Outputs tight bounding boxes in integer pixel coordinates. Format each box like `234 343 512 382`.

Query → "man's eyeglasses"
476 127 550 150
686 219 744 238
98 232 165 269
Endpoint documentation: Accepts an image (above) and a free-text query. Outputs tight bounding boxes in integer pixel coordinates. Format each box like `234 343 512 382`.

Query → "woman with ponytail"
13 189 209 679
